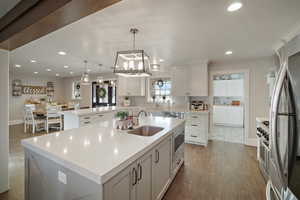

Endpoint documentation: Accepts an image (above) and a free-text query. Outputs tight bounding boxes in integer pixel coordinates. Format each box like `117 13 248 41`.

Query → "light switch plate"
58 171 67 184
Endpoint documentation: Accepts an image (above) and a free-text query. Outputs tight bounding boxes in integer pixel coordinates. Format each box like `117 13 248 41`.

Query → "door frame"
209 69 250 145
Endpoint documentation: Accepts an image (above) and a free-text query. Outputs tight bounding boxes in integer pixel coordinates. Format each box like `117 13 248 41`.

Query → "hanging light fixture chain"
130 28 138 50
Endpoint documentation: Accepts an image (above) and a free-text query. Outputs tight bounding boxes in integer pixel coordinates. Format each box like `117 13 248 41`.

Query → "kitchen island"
62 106 140 130
22 116 185 200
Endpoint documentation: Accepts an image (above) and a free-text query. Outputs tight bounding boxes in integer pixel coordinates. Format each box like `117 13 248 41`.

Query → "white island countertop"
21 117 184 185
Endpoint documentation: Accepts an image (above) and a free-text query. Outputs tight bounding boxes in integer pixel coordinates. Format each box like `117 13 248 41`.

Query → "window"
149 78 172 103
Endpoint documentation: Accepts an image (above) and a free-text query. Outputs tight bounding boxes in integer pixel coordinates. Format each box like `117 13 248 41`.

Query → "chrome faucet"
136 110 148 126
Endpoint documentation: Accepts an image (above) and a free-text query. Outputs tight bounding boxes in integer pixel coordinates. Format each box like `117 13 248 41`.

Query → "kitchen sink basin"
128 126 164 136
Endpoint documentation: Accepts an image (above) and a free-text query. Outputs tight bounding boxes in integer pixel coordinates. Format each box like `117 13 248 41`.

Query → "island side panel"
24 149 103 200
63 113 80 130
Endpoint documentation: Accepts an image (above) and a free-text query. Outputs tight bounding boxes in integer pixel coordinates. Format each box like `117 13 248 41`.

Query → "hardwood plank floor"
163 142 266 200
0 124 266 200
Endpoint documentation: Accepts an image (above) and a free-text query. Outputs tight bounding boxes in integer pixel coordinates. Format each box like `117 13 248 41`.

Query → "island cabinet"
185 112 209 146
103 136 172 200
152 137 172 200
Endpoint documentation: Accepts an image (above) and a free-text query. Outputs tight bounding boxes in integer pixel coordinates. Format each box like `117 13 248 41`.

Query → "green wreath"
98 87 107 98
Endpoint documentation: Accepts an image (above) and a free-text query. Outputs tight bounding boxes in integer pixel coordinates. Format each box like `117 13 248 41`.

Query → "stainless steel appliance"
267 34 300 200
257 121 270 181
172 124 185 174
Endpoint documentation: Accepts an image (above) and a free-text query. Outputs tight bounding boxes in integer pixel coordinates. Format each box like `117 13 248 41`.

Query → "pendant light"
113 28 152 77
150 64 160 72
97 64 104 85
81 60 90 85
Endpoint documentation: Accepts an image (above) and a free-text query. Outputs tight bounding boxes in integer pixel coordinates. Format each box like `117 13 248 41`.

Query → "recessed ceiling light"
87 69 91 72
15 64 21 68
46 68 52 72
159 59 164 62
30 60 37 63
58 51 66 55
70 71 74 74
225 51 233 55
34 71 38 74
56 73 60 77
227 2 243 12
64 65 69 69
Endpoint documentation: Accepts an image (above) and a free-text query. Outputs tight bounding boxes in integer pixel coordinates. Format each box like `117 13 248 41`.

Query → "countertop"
21 117 185 184
62 105 209 116
62 106 140 116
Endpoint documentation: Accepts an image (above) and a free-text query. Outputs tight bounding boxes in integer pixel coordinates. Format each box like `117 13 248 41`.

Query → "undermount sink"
128 126 164 137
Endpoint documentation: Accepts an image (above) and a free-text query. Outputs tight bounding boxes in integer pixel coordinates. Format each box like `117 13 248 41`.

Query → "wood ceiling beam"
0 0 121 50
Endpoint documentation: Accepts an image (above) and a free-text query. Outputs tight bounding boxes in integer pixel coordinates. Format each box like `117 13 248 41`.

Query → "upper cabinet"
213 79 244 97
118 76 146 96
171 62 208 96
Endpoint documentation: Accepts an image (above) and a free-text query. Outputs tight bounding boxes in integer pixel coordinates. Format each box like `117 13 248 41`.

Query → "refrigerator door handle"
271 62 287 188
266 180 272 200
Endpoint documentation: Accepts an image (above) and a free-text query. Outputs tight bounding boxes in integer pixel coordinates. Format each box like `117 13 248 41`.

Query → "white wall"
209 56 277 140
0 50 9 193
9 73 65 123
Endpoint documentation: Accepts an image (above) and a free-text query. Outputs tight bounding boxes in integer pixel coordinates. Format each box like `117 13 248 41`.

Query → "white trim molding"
9 119 23 126
245 138 257 147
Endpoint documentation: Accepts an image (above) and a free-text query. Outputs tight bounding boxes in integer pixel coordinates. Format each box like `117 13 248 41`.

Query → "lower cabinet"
104 136 171 200
185 112 209 146
152 137 171 200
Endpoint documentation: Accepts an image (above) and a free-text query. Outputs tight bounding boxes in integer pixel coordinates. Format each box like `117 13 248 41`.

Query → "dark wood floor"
0 124 266 200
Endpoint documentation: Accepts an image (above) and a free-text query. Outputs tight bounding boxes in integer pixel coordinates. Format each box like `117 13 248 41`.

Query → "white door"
152 137 171 200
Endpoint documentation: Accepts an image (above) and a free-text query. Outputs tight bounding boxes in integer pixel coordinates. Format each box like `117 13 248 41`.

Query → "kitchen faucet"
136 110 148 126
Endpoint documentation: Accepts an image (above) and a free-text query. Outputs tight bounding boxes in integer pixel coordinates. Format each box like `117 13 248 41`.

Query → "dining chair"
46 105 63 133
24 106 46 134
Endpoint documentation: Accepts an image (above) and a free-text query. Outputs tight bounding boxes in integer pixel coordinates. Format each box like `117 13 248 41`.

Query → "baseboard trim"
9 120 23 126
245 138 257 147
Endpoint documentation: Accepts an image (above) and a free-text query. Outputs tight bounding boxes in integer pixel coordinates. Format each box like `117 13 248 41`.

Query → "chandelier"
113 28 151 77
81 60 90 85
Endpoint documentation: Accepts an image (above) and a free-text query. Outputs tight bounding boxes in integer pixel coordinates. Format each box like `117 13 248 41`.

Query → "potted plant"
115 111 130 130
115 111 129 121
123 96 130 107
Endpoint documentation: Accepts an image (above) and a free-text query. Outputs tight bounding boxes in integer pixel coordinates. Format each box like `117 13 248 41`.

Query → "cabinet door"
188 65 208 96
117 77 145 96
136 151 153 200
171 68 188 96
104 163 137 200
228 79 244 97
213 80 226 97
152 137 171 200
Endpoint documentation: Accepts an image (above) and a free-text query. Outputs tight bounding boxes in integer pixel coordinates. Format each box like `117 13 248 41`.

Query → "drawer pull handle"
192 116 198 118
191 124 198 127
84 117 90 120
191 135 197 138
98 115 104 117
84 122 90 124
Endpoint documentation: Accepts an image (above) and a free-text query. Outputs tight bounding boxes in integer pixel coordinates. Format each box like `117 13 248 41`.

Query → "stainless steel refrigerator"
267 34 300 200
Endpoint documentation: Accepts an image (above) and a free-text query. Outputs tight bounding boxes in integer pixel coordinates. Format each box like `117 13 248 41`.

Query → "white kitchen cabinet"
152 136 172 200
171 68 188 96
104 135 172 200
136 152 153 200
118 76 146 96
213 79 243 97
104 150 153 200
104 162 136 200
185 112 209 146
171 63 208 96
213 105 244 127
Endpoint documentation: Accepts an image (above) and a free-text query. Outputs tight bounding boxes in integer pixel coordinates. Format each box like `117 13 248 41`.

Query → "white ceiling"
0 0 21 18
9 0 300 77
